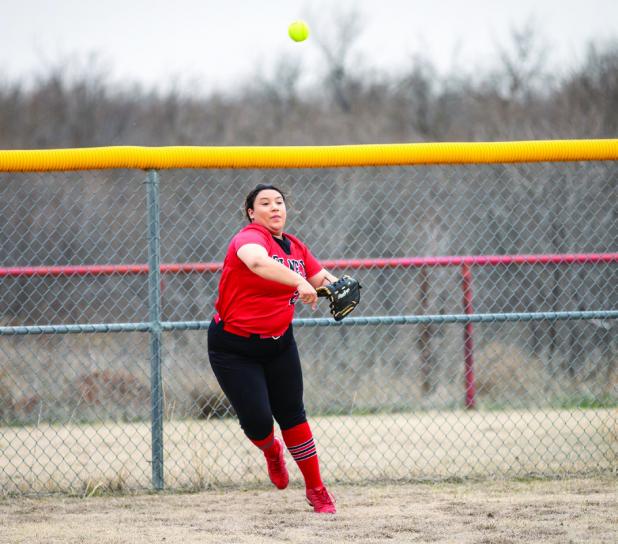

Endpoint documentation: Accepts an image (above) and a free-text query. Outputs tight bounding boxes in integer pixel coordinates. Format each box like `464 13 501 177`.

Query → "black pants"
207 319 307 440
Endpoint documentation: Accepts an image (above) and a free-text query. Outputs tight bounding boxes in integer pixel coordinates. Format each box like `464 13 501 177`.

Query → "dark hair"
244 184 286 222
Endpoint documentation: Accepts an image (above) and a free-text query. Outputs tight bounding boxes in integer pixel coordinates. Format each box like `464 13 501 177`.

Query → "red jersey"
214 223 322 337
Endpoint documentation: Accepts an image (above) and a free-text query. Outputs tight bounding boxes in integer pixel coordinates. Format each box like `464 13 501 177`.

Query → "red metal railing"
2 252 616 409
461 264 476 409
1 252 616 278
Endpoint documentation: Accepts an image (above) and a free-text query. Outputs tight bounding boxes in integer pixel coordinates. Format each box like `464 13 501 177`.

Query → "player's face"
249 189 287 236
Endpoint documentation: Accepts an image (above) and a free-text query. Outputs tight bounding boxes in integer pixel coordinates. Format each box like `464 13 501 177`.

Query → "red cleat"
265 437 289 490
306 486 336 514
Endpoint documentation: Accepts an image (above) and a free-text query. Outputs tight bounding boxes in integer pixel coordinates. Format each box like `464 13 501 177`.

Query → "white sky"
2 0 617 94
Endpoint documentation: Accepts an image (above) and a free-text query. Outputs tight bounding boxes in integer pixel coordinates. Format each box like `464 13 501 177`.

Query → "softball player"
208 184 338 514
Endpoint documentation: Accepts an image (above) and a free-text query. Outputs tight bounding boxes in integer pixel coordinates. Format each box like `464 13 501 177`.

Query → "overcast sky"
2 0 617 94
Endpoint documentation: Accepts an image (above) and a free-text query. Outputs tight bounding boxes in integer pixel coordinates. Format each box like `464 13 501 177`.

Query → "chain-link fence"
1 162 616 495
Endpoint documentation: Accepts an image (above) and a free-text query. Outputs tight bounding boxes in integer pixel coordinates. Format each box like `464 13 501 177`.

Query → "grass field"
1 408 615 495
1 477 616 543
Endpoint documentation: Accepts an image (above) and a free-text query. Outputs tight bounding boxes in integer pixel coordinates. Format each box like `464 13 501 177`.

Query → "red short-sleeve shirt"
214 223 322 337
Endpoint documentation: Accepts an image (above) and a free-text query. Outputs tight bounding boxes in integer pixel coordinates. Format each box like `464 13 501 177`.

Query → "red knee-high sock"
250 428 279 458
282 421 323 489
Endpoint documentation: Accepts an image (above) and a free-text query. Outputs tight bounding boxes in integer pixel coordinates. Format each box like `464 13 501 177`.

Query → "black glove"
316 275 362 321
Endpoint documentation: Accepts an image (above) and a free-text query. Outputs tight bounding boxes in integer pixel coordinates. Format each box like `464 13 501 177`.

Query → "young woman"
208 184 338 514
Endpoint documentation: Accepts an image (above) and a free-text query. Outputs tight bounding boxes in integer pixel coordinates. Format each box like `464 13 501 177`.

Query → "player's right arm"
236 243 317 306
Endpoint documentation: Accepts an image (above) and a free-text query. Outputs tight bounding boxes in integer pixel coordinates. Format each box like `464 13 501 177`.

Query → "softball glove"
316 275 362 321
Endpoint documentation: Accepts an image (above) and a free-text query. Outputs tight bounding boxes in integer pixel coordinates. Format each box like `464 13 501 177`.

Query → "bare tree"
495 19 551 101
309 4 365 113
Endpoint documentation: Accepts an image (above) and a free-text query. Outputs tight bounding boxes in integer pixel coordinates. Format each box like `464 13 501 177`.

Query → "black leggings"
207 319 307 440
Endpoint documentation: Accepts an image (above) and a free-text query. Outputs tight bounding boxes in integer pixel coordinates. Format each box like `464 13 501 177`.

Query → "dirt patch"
1 477 616 544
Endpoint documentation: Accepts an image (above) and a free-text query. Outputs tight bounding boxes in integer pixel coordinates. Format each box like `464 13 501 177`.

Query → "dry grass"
1 408 616 495
1 477 616 543
2 332 615 425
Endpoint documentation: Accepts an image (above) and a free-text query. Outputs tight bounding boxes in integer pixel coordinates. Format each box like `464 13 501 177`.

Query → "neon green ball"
288 20 309 42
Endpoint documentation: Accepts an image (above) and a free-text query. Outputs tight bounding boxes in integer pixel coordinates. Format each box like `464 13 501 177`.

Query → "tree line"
1 24 617 148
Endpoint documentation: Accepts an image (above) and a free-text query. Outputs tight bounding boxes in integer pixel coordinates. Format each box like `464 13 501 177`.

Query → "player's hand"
297 279 318 310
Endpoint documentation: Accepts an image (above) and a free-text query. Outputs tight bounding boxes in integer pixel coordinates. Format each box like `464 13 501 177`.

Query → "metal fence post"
146 169 164 489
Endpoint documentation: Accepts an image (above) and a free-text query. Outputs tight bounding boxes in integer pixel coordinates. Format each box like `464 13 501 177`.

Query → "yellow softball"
288 20 309 42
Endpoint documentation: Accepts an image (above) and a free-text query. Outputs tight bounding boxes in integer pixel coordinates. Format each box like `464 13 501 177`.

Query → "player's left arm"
308 268 338 289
